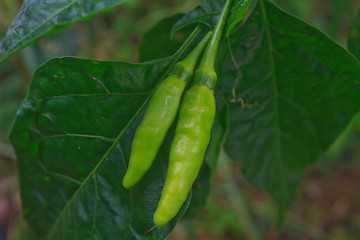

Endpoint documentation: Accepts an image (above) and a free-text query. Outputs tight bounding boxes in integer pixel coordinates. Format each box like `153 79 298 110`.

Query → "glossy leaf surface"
0 0 125 62
9 57 191 239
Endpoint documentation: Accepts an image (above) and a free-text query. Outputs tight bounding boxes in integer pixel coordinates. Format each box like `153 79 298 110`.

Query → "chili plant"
1 0 360 239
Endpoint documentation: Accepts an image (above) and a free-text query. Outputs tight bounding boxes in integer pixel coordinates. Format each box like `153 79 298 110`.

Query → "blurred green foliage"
274 0 356 45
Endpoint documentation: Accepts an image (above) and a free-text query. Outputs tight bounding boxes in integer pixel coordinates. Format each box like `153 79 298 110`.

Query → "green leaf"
217 0 360 216
349 8 360 59
0 0 125 62
329 8 360 159
225 0 253 35
172 0 252 36
9 56 190 239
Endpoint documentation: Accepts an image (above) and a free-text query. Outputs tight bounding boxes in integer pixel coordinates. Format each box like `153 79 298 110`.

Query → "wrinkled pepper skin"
153 84 216 226
122 75 186 189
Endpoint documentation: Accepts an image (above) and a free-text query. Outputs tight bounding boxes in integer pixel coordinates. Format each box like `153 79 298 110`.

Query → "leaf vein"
45 172 82 185
40 134 114 142
46 92 153 237
42 92 150 100
259 0 285 195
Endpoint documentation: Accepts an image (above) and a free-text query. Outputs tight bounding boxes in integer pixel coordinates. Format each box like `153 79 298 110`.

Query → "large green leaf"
9 56 191 239
349 8 360 59
0 0 125 62
217 0 360 215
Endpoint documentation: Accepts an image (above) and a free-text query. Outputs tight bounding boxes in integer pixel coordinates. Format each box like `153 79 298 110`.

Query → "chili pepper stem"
171 31 213 82
194 0 233 88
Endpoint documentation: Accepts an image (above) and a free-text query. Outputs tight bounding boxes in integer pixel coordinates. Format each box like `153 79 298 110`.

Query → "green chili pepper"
153 84 216 226
122 31 212 189
153 0 233 226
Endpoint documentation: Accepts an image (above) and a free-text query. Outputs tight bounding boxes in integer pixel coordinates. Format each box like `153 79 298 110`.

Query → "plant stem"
181 31 213 70
194 0 233 88
157 25 202 84
174 25 203 63
201 0 232 70
172 31 213 82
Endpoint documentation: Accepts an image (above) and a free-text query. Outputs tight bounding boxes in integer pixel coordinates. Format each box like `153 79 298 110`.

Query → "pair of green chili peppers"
122 31 215 226
123 0 232 227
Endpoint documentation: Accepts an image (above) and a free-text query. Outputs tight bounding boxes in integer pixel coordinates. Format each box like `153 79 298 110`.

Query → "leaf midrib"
42 91 151 100
46 91 153 238
259 0 285 195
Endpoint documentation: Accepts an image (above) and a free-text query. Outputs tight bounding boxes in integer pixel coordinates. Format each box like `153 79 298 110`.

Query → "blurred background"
1 0 360 239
